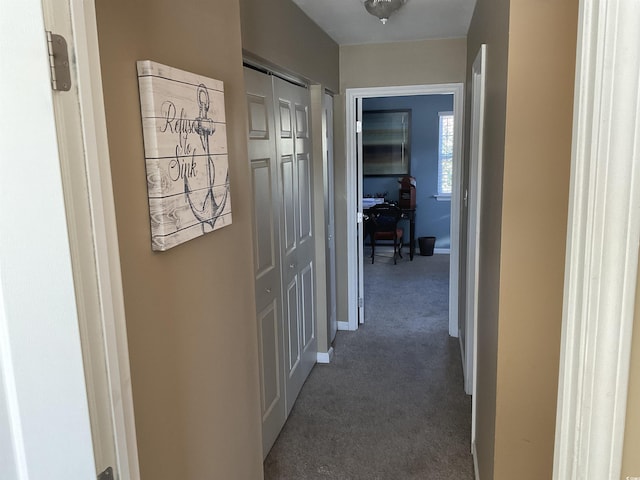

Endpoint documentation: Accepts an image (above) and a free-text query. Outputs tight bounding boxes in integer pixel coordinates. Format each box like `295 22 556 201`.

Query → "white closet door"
245 69 316 457
272 77 316 415
245 68 285 458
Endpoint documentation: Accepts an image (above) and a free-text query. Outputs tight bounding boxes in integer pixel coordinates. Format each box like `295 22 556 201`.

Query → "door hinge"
46 31 71 91
358 297 363 308
97 466 114 480
356 212 363 224
356 120 362 133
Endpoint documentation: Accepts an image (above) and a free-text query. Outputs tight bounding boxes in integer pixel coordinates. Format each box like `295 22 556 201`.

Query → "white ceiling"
291 0 477 46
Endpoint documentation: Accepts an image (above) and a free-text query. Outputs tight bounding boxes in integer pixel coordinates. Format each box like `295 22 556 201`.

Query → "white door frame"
1 0 139 478
356 97 366 325
344 84 464 334
44 0 140 477
324 92 338 344
553 0 640 478
466 45 486 456
0 2 96 477
54 1 140 477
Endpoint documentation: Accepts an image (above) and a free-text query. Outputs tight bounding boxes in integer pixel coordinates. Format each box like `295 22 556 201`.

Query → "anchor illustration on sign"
184 83 230 232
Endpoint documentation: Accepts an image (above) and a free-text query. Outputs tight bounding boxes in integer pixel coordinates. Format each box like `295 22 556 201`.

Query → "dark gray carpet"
264 253 474 479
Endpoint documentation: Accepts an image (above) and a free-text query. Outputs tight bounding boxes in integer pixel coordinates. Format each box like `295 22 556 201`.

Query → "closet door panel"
251 159 276 279
281 156 296 255
247 69 317 453
244 68 285 459
298 152 312 242
285 276 301 373
291 95 317 378
258 300 280 417
273 77 316 413
301 262 315 347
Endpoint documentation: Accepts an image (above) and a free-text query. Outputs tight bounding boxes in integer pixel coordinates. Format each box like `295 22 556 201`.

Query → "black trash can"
418 236 436 256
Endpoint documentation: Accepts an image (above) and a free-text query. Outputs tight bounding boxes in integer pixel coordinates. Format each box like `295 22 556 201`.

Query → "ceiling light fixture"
363 0 407 24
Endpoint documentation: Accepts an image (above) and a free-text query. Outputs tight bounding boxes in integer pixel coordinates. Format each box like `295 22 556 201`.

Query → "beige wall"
622 266 640 478
465 0 510 477
340 38 467 90
469 0 577 480
495 1 578 479
240 0 339 92
466 0 579 477
335 38 467 323
95 1 263 479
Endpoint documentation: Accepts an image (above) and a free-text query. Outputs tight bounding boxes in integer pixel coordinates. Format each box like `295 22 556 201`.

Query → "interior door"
245 69 316 456
0 1 97 477
41 0 138 477
245 67 286 458
324 93 338 343
466 45 487 446
356 97 366 324
273 77 317 413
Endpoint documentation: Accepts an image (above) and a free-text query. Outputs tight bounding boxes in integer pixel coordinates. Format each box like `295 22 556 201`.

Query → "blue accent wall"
363 95 454 249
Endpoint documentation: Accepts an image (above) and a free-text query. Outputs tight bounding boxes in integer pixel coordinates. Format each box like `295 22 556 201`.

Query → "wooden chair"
368 203 404 264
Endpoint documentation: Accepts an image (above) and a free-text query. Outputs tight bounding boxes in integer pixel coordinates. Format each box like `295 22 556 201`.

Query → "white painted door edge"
356 97 365 325
553 0 640 478
56 1 141 478
472 440 480 480
468 45 487 455
345 84 464 336
1 1 96 477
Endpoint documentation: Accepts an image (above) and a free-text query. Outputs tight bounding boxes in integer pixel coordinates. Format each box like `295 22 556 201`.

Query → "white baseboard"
434 248 450 254
316 347 334 364
337 321 351 331
473 441 480 480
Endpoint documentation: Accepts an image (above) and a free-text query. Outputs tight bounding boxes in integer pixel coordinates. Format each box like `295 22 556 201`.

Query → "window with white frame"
437 112 454 198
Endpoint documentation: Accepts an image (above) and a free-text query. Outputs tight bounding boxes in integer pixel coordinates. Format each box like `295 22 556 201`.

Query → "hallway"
264 254 474 479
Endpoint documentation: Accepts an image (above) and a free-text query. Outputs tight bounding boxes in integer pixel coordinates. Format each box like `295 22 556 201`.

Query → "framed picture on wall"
137 60 232 251
362 109 411 176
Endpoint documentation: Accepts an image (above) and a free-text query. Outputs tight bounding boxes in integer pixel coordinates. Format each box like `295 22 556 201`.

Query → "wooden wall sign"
137 60 232 251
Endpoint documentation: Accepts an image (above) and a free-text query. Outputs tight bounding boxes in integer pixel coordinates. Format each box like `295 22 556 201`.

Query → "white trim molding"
553 0 640 479
0 1 97 476
433 248 451 255
472 441 480 480
73 3 141 477
316 347 335 364
337 321 355 331
345 84 464 337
